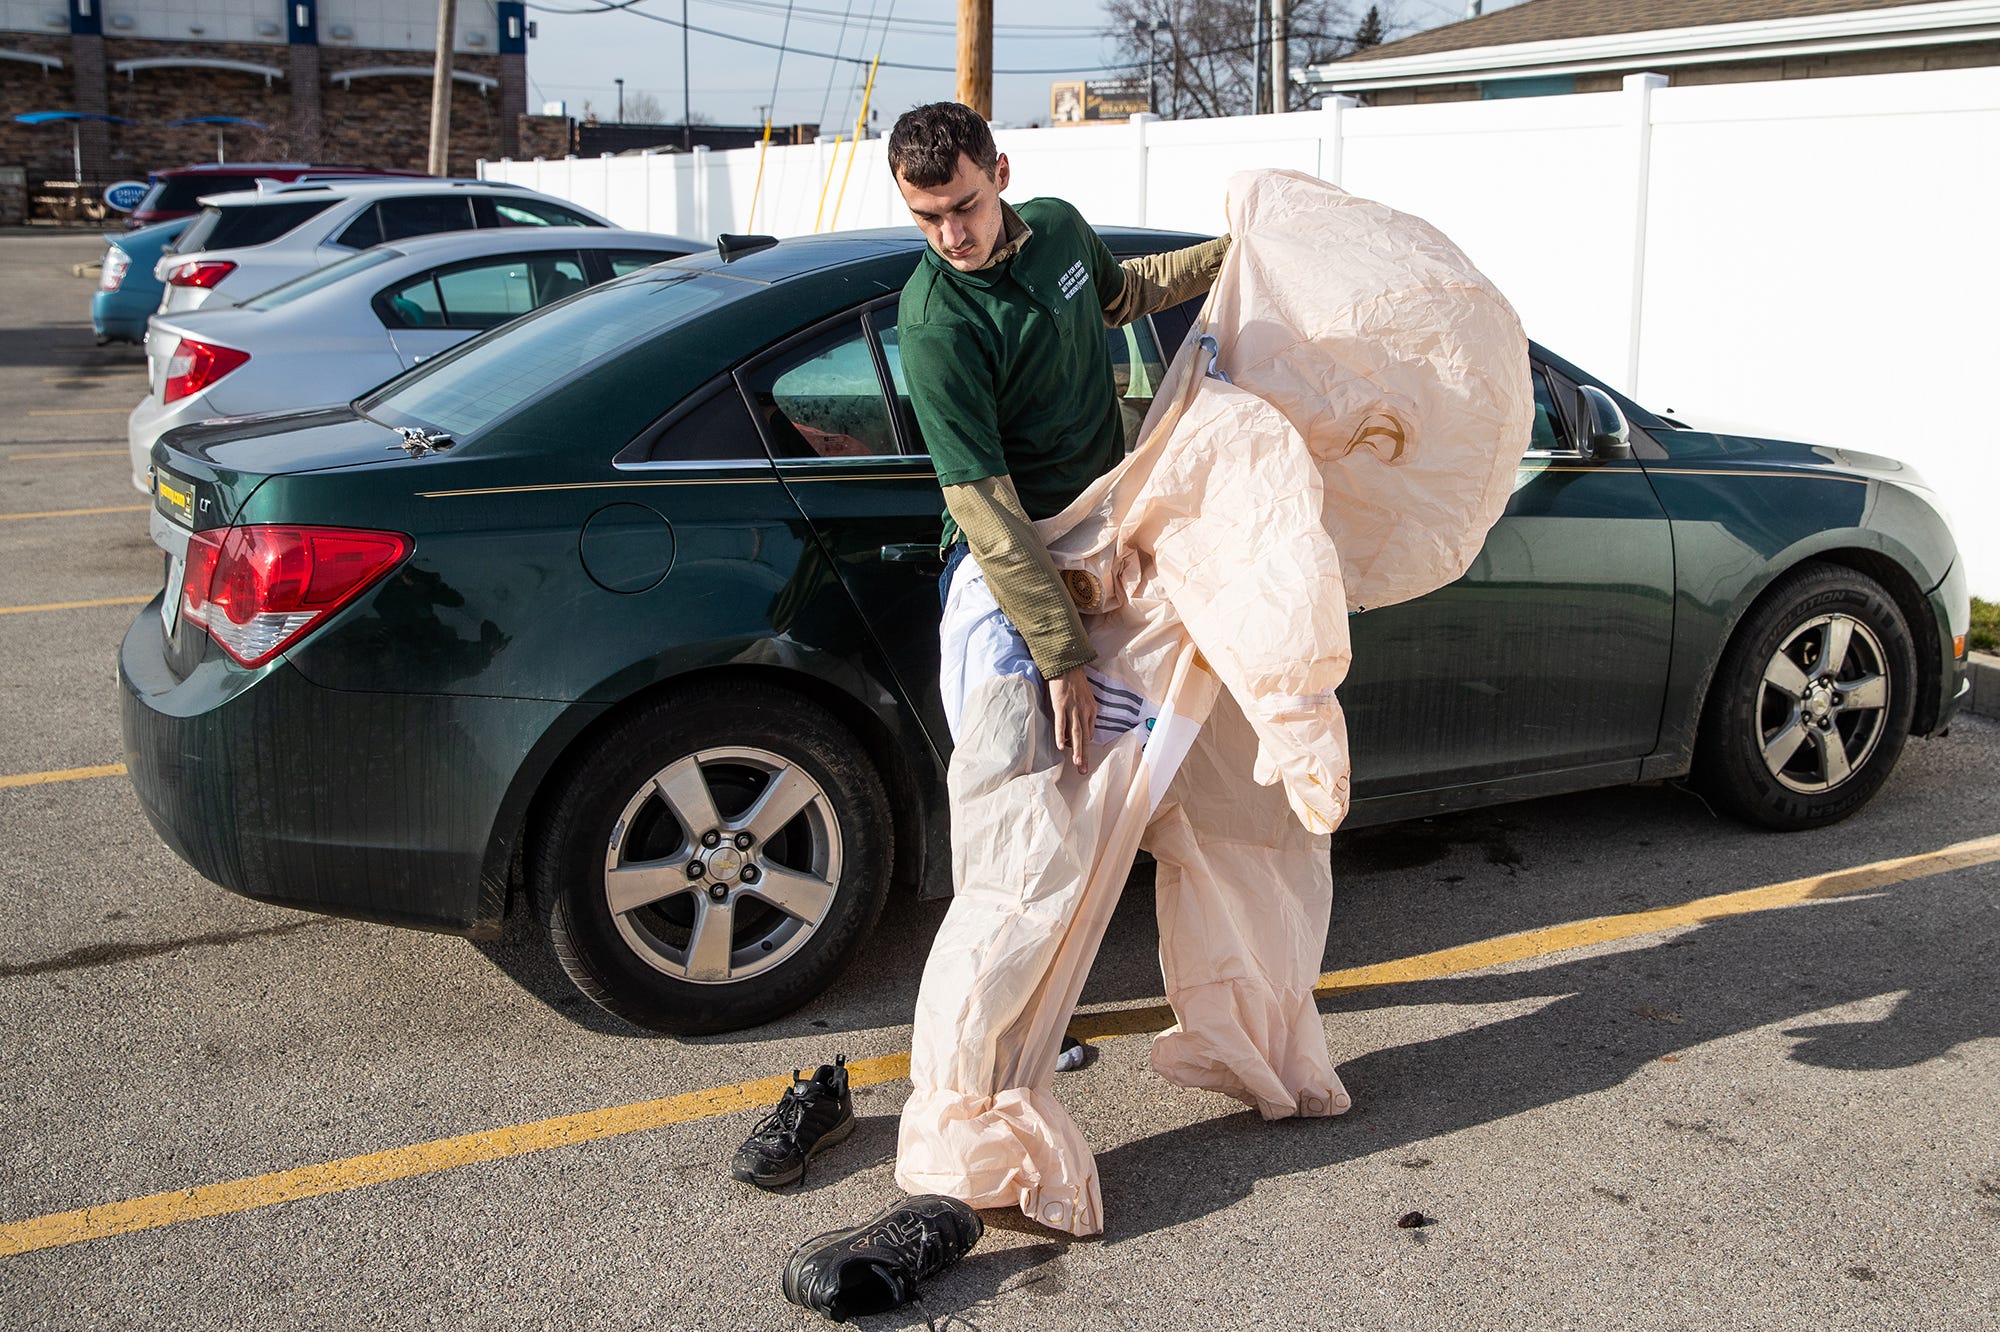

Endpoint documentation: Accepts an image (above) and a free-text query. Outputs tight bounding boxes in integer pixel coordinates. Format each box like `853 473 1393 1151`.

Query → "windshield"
242 246 403 310
361 268 735 438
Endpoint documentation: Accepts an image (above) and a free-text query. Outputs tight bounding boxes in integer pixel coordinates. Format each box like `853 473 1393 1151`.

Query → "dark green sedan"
120 230 1973 1035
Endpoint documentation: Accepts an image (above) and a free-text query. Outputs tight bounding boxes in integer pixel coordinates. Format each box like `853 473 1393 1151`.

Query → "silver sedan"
127 228 700 492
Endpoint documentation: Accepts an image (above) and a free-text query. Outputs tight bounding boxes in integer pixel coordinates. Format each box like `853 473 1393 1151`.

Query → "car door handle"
879 542 944 570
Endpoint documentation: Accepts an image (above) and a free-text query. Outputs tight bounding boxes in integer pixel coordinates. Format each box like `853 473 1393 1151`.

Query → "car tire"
532 683 893 1034
1693 562 1916 831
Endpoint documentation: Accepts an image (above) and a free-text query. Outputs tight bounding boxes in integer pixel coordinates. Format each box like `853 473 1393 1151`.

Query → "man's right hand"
1048 666 1097 775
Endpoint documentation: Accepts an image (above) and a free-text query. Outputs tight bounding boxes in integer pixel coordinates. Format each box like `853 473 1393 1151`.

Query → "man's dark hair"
887 102 998 187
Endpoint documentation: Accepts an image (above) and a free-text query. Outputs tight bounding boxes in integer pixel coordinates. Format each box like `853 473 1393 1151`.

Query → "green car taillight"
181 524 412 667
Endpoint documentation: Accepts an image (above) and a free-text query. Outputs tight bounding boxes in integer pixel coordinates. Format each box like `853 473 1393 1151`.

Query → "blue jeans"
938 541 971 611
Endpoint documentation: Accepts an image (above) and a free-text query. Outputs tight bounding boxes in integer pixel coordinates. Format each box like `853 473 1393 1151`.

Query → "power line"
812 0 854 127
762 0 797 125
521 0 1137 73
526 0 1360 79
697 0 1094 38
531 0 1102 34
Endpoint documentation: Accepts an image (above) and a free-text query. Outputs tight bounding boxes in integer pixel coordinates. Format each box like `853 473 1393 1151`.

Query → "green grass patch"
1972 596 1999 653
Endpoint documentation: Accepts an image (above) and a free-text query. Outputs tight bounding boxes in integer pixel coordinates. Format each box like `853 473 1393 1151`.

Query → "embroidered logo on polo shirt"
1057 260 1089 300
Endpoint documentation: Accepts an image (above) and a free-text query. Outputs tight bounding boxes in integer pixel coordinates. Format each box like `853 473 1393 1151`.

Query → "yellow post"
747 118 775 231
829 56 881 232
813 134 844 233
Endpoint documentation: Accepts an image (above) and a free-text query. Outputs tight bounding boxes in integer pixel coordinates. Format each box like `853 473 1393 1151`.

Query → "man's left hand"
1048 666 1097 775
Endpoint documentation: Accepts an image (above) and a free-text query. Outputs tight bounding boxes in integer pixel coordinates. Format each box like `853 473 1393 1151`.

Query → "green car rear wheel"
534 684 893 1034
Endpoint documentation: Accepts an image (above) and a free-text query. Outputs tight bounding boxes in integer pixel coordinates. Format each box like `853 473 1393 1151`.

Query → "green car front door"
1338 365 1677 796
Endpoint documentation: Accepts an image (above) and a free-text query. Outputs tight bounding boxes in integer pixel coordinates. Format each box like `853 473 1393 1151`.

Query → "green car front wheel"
1695 561 1916 831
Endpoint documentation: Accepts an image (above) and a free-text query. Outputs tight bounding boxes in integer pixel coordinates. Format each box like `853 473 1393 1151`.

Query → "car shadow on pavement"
471 779 1972 1054
1077 871 1996 1244
0 323 126 369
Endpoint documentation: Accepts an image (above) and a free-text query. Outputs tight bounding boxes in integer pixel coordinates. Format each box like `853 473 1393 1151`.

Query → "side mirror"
1575 384 1632 461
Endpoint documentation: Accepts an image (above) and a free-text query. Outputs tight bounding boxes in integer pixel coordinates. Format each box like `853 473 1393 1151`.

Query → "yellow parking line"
26 408 135 417
7 448 127 461
0 505 147 522
2 831 1994 1257
0 763 128 789
0 596 150 617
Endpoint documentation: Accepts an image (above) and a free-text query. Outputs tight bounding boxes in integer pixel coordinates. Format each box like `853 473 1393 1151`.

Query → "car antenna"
716 234 778 262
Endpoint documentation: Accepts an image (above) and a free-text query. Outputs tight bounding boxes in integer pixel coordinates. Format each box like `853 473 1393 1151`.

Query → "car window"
383 272 446 327
362 269 732 438
378 252 591 330
606 249 681 276
487 198 599 228
870 304 1166 455
375 195 479 243
333 204 383 250
1107 317 1168 450
869 306 933 456
145 174 263 213
624 377 769 464
1529 367 1568 453
744 319 898 460
173 199 334 254
241 246 403 310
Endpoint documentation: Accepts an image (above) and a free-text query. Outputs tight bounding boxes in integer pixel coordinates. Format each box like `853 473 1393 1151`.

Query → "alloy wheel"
603 745 844 985
1754 612 1891 795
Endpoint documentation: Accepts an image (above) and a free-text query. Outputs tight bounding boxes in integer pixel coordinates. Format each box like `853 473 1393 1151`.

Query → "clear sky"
521 0 1486 135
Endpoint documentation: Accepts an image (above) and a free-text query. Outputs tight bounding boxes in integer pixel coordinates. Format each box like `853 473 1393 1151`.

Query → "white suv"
152 179 614 314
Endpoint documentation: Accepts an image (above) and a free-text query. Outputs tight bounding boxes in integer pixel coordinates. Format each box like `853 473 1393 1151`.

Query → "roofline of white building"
1305 0 2000 93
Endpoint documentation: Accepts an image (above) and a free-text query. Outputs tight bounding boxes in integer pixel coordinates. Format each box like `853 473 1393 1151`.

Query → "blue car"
93 216 189 344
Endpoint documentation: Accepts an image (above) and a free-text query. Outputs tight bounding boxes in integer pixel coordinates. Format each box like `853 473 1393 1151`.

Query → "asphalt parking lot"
2 227 1996 1331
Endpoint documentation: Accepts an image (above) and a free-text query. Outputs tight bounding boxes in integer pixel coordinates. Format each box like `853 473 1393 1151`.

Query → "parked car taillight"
167 258 237 289
161 337 250 403
180 525 412 667
100 247 130 292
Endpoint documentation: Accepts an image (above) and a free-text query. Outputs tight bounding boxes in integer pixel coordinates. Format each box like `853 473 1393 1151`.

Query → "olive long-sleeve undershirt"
944 235 1230 678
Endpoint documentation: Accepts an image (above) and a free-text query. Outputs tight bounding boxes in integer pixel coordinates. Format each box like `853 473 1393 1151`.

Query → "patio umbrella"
167 116 271 164
12 111 135 183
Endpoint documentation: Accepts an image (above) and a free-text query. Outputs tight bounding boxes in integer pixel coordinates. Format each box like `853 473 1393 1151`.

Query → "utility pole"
682 0 692 149
1271 0 1288 114
615 77 624 123
1251 0 1266 115
957 0 992 118
1132 18 1169 116
427 0 458 175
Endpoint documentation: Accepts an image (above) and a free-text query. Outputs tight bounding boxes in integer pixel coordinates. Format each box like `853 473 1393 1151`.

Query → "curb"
1968 652 2000 720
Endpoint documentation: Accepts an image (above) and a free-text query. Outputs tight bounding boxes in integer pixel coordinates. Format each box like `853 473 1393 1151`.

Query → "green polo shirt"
897 197 1126 542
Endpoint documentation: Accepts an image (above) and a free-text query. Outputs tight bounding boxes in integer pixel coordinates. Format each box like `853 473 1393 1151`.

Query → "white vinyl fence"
486 66 2000 597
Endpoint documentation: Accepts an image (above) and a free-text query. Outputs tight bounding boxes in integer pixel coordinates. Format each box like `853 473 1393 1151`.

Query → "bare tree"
1103 0 1360 118
623 90 665 124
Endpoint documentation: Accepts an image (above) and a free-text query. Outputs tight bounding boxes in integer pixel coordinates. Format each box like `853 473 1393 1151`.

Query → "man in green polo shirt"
889 101 1227 772
887 101 1228 1231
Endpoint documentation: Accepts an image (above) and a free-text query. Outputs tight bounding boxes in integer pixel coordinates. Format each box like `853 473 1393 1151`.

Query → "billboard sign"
1050 78 1152 125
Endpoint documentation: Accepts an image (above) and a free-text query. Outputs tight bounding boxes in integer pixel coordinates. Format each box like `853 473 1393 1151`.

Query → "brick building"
1306 0 2000 104
1 0 530 209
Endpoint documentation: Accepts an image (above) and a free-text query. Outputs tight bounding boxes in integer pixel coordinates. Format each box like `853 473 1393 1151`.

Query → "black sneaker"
781 1194 983 1322
731 1056 854 1189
